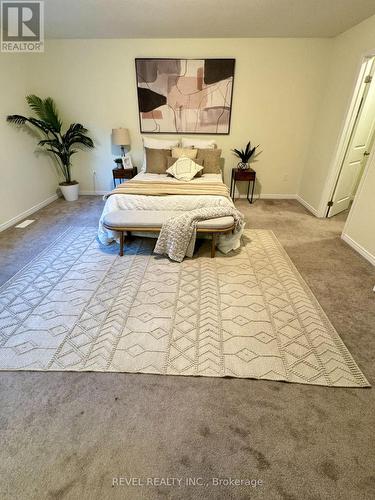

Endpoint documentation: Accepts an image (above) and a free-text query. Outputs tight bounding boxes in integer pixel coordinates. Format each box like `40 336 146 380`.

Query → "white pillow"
166 157 203 181
181 137 217 149
142 136 180 171
143 136 180 149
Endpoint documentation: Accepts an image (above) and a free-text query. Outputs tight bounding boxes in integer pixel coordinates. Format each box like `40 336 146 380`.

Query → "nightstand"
112 166 138 187
230 167 256 204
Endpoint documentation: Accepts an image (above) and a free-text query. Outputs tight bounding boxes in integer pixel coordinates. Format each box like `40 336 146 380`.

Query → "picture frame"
135 58 235 135
122 153 133 170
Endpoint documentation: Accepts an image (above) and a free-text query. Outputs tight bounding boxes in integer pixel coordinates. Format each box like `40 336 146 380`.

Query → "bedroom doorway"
326 55 375 218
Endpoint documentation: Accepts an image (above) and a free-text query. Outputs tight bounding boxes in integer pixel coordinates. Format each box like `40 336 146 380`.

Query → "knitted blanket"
154 206 244 262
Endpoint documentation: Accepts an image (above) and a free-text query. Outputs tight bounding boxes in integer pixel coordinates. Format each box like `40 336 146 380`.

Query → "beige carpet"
0 227 369 387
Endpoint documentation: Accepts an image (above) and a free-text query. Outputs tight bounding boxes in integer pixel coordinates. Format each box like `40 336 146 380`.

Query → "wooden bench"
103 210 235 258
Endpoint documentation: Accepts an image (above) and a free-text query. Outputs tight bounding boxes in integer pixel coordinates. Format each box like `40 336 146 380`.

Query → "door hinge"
327 201 334 207
365 75 373 84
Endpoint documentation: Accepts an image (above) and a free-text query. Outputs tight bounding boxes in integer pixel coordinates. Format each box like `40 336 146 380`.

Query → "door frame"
317 50 375 218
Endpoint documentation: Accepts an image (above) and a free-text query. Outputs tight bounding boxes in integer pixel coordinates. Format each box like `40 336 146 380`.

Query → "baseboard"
0 194 59 233
236 193 297 200
295 195 320 217
341 233 375 266
258 193 296 200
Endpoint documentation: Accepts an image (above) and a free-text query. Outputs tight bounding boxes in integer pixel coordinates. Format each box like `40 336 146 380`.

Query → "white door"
328 58 375 217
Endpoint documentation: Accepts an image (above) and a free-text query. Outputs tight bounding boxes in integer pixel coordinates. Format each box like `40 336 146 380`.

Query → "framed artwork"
135 58 235 134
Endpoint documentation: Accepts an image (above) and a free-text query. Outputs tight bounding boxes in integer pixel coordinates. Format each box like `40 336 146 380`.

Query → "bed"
98 171 243 254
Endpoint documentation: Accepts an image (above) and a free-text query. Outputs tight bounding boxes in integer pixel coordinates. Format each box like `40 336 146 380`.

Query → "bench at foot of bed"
103 210 235 258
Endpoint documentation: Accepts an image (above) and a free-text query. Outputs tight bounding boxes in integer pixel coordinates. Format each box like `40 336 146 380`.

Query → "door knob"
364 151 370 156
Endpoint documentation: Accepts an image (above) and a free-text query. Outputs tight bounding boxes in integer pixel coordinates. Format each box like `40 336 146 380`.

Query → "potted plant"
232 141 259 170
114 158 123 169
7 95 94 201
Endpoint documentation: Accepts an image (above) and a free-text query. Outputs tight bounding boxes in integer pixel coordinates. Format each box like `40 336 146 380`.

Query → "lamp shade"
112 128 130 146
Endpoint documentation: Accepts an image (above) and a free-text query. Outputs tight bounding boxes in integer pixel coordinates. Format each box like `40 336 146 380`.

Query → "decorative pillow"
167 156 204 176
181 138 217 149
166 157 178 168
196 149 222 174
145 147 171 174
142 137 180 171
166 157 204 181
172 147 198 159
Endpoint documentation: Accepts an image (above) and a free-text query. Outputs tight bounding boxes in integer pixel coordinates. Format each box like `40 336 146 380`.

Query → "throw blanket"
154 207 244 262
106 180 230 198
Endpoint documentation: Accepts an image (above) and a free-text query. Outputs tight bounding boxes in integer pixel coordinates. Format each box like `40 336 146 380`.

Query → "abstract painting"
135 58 235 134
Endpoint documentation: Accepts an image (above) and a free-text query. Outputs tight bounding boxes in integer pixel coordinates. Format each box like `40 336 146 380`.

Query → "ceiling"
44 0 375 39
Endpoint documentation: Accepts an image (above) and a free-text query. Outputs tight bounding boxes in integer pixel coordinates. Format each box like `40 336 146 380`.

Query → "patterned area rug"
0 228 369 387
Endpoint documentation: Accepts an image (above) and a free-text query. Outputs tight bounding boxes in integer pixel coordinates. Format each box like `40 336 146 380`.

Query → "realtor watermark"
1 0 44 52
112 477 263 488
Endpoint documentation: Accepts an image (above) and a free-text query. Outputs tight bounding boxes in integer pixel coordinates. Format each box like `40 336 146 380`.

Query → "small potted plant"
114 158 123 169
7 95 94 201
232 141 259 170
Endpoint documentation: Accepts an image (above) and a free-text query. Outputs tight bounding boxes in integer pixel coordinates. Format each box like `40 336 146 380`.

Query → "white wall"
0 54 58 230
0 37 331 227
298 15 375 213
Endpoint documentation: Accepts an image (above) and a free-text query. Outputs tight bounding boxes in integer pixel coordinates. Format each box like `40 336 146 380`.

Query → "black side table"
112 166 138 187
230 167 256 204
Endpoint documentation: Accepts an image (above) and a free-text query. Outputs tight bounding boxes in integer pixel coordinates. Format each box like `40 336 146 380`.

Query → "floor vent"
15 219 35 229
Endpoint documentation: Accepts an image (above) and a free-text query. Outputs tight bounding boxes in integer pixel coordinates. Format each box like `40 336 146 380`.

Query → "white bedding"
98 172 243 253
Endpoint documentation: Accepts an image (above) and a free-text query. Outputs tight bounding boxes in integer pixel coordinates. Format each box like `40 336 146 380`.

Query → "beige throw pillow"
166 157 204 181
145 148 171 174
142 137 179 171
196 149 222 174
172 147 198 159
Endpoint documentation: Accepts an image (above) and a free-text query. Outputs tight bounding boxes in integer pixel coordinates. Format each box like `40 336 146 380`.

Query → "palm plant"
7 95 94 185
232 141 259 167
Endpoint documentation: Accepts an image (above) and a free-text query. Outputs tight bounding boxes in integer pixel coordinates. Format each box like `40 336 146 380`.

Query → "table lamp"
112 128 130 155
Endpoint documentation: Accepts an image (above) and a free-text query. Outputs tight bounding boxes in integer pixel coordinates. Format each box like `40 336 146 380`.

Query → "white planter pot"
60 183 79 201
